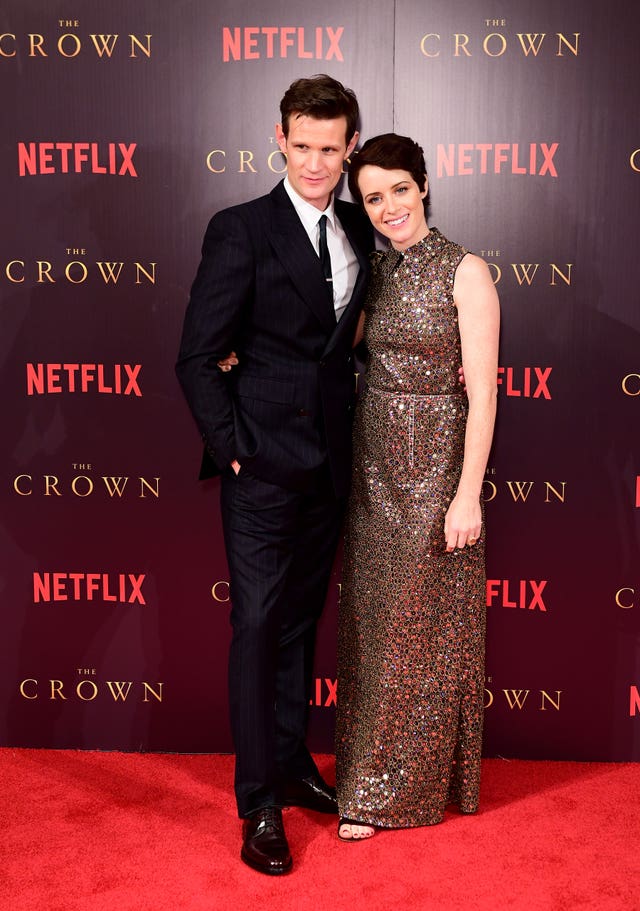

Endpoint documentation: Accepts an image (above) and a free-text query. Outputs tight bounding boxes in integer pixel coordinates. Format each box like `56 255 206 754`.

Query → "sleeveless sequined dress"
336 228 486 828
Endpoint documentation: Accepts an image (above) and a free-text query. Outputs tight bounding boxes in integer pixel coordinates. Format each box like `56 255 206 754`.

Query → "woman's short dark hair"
279 74 359 143
348 133 429 207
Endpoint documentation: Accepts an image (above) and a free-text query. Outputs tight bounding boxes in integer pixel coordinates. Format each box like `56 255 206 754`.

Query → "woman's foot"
338 818 375 841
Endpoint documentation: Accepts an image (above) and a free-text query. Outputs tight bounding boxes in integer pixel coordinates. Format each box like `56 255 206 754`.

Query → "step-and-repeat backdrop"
2 0 639 760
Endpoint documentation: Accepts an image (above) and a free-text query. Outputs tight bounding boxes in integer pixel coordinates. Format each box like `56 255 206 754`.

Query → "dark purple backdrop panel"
1 0 638 759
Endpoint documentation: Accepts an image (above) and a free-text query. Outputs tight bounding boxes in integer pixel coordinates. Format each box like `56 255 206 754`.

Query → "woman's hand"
444 493 482 552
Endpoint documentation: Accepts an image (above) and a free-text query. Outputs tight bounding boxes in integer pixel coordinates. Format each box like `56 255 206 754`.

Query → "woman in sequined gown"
335 134 500 839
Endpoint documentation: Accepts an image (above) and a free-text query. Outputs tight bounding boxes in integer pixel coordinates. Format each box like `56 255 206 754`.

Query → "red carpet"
1 750 638 911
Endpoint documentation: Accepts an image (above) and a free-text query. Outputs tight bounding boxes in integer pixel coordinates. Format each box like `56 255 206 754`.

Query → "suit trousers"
220 464 346 818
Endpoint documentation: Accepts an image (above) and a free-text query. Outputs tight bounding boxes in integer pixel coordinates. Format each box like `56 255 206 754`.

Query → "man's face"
276 114 358 211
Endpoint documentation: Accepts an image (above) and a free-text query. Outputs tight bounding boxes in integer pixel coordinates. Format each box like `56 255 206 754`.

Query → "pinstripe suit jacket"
176 180 374 497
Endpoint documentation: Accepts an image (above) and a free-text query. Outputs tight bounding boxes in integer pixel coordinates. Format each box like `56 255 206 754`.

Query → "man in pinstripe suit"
176 75 373 875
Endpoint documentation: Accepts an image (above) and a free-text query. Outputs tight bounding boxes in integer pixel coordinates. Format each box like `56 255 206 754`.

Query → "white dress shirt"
283 176 359 322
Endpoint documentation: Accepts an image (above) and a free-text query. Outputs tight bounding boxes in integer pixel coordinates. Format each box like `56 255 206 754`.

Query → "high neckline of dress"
383 227 446 263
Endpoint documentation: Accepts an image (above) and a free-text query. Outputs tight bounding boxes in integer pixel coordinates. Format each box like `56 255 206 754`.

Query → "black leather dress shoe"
241 807 292 876
281 773 338 814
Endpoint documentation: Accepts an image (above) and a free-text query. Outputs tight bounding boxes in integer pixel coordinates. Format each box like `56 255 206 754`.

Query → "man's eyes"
293 145 338 153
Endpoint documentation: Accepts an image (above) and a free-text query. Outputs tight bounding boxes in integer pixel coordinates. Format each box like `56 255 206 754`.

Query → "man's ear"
345 131 359 160
275 123 287 155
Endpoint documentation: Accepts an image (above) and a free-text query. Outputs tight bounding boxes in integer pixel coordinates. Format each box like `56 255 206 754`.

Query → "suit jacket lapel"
267 182 337 334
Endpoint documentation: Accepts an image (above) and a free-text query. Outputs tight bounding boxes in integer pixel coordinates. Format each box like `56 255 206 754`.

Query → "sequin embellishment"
336 229 486 828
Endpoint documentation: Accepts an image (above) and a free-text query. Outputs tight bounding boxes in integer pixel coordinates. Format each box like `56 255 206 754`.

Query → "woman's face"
357 165 428 251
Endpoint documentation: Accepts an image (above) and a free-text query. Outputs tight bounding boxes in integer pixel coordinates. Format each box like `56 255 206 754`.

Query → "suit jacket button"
297 408 310 417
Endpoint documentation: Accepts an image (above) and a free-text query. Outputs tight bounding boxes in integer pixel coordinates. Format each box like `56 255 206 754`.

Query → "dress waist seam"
367 386 463 400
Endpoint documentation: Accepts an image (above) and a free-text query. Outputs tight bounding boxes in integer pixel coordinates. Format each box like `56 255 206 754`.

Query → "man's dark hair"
280 74 359 143
348 133 429 211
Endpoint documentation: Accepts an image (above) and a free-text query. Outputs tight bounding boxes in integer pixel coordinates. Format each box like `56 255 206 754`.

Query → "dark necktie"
318 214 333 301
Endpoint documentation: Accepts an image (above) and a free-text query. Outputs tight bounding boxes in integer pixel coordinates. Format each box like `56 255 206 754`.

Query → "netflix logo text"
33 572 146 605
486 579 548 611
497 367 552 399
18 142 138 177
437 143 558 178
222 26 344 62
26 364 142 396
